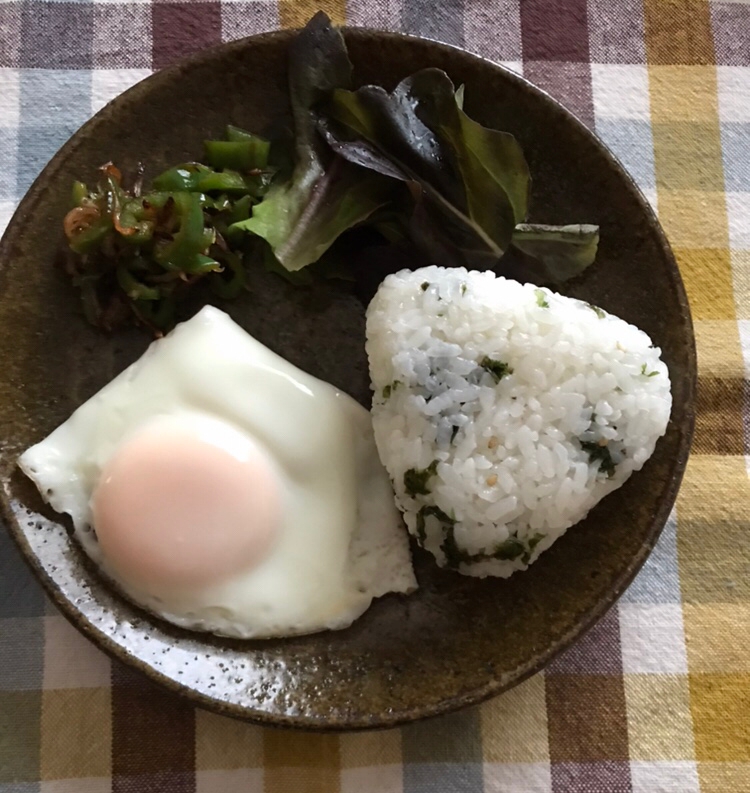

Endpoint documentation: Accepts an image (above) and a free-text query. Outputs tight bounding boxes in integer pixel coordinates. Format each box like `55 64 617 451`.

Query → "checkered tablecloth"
1 1 749 791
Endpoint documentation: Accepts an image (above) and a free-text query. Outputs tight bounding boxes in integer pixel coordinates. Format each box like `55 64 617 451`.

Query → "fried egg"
18 306 416 638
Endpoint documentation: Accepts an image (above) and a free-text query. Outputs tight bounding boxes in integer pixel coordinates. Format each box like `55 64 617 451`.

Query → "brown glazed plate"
0 27 696 730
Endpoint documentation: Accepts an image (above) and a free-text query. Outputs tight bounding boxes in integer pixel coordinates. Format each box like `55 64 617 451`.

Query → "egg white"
18 306 416 638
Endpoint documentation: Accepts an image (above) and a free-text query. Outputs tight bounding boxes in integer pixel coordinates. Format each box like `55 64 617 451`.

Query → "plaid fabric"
1 1 749 791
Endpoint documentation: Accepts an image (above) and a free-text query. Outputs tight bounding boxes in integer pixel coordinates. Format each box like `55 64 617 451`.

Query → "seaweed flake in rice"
365 266 672 578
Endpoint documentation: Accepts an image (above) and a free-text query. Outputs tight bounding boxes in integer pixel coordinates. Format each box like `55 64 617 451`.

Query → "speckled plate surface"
0 28 695 730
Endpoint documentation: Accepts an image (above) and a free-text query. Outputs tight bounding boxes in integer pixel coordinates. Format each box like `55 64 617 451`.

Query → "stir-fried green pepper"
194 170 253 195
153 192 220 274
225 124 257 142
67 212 112 255
71 181 89 206
227 194 253 224
152 162 272 198
116 265 160 301
151 163 212 192
204 139 270 171
63 126 277 333
117 199 156 245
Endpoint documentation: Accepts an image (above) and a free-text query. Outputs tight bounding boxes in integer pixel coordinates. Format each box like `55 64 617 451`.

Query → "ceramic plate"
0 27 695 730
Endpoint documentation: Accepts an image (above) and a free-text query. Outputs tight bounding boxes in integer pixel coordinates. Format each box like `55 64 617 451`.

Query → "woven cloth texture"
0 1 749 791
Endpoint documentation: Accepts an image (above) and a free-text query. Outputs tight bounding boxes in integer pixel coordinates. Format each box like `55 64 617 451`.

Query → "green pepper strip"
193 254 223 271
116 265 161 301
221 194 254 243
204 139 270 171
103 174 125 214
104 175 153 242
153 192 221 273
225 125 257 143
69 217 112 254
243 169 275 198
195 170 251 195
200 227 216 250
137 191 174 210
227 194 253 224
71 181 88 207
151 163 212 192
205 194 232 213
118 198 155 244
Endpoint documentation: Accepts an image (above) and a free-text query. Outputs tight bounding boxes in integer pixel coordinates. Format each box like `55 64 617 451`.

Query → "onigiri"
366 266 672 578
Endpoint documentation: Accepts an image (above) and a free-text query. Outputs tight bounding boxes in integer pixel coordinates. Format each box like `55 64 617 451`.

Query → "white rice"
366 266 672 577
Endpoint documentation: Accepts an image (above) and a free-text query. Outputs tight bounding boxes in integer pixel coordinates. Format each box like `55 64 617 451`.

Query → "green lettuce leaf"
235 13 599 282
510 224 600 284
231 12 392 271
319 68 530 269
410 70 530 227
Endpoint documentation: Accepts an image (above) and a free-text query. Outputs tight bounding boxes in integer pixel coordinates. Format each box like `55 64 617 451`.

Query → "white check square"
0 69 20 127
630 761 700 793
500 61 523 76
0 199 17 236
718 66 750 122
726 191 750 250
619 603 688 674
591 64 650 121
91 69 151 115
737 320 750 376
484 762 552 793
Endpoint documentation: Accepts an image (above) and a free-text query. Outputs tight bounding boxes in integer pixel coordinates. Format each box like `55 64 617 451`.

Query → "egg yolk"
91 419 281 589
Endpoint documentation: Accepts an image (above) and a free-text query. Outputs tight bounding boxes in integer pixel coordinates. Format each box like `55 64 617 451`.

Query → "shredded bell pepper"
63 122 276 333
225 125 257 143
194 170 252 195
65 208 112 254
204 138 270 171
71 181 89 207
227 194 253 224
152 163 212 193
153 192 221 274
116 265 161 301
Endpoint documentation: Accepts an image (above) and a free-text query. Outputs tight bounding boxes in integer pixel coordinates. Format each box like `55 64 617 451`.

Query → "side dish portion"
367 266 672 577
19 307 416 638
